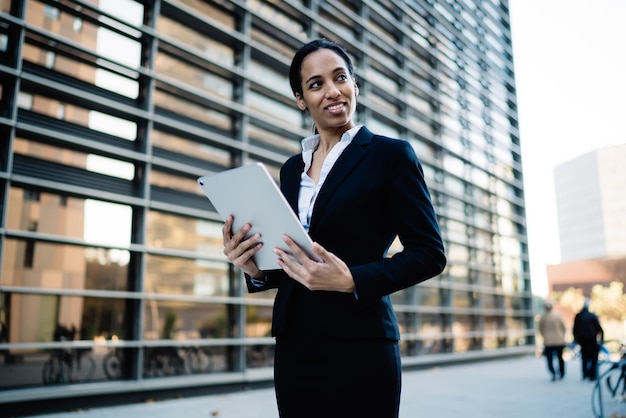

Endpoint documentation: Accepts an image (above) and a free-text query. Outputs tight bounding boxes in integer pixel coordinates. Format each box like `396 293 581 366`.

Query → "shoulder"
366 134 419 166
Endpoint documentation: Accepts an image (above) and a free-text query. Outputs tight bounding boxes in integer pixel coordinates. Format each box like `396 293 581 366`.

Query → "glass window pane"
7 186 133 247
1 292 129 343
145 254 229 296
0 347 137 388
156 16 234 67
142 344 229 377
245 305 272 338
2 238 130 291
151 129 232 168
146 211 223 257
154 89 231 132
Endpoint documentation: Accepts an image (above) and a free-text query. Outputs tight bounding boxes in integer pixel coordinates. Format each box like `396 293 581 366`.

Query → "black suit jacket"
246 126 446 340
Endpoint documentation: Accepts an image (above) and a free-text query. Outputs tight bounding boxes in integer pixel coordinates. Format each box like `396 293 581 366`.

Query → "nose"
325 83 340 99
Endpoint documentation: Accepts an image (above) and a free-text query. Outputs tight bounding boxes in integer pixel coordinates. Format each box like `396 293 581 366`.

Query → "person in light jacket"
538 300 567 381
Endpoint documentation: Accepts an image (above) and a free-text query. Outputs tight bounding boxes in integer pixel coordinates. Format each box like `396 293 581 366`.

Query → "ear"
295 93 307 111
354 83 359 96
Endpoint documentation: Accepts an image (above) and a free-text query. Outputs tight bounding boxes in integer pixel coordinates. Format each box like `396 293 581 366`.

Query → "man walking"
573 298 604 381
538 300 567 381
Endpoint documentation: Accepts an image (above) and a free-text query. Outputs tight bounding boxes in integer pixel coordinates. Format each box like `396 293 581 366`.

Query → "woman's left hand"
273 235 355 293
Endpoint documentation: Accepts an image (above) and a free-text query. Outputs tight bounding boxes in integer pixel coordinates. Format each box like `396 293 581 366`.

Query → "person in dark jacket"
573 298 604 381
221 39 446 418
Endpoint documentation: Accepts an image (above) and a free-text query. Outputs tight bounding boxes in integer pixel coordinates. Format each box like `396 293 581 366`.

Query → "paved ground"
29 355 620 418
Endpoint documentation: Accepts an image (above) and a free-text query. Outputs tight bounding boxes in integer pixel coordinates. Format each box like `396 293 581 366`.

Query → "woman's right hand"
222 215 264 279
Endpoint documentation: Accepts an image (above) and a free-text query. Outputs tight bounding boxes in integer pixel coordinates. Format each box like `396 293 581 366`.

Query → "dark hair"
288 39 355 97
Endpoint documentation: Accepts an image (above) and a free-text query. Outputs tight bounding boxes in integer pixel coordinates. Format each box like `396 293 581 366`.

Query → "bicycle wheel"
42 356 69 384
72 353 96 382
103 351 124 380
185 347 213 373
591 363 626 418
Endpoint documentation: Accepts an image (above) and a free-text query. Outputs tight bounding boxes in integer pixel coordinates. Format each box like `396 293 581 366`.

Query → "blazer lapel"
282 159 304 213
309 127 373 234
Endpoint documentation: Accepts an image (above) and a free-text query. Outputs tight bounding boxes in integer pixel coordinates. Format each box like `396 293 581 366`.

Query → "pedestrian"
538 300 566 381
573 298 604 381
221 39 446 418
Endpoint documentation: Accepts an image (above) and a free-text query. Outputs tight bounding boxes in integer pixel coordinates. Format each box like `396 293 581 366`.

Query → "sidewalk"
34 355 601 418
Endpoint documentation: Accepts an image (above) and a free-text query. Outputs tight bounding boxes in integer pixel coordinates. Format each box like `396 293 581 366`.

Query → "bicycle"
42 347 95 384
591 341 626 418
183 346 213 374
143 346 185 377
103 348 125 380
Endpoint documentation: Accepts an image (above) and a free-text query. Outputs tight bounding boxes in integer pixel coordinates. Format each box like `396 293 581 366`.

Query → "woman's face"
295 48 358 133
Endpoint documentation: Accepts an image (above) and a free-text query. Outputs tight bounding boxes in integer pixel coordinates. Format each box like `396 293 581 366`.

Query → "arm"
350 141 446 303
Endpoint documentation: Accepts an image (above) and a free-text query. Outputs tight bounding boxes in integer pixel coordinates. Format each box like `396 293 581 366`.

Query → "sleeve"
350 140 446 303
244 270 287 293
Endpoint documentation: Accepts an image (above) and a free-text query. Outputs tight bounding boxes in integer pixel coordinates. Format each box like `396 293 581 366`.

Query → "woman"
222 39 446 418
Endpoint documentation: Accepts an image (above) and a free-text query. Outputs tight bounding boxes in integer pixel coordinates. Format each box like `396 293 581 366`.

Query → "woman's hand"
273 235 355 293
222 215 264 279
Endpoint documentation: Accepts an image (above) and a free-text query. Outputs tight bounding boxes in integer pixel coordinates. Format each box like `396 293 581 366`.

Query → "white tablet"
197 162 320 270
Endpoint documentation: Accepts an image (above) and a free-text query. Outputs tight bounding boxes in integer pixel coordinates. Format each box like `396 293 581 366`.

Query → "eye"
337 74 348 81
308 80 321 89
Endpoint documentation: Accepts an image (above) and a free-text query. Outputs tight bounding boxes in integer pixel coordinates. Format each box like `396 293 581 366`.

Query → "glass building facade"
0 0 533 404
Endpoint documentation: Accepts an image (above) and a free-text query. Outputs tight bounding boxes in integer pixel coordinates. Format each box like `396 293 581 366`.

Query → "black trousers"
543 345 565 378
579 340 600 380
274 334 401 418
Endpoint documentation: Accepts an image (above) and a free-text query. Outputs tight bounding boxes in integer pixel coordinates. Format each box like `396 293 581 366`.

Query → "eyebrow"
304 67 347 85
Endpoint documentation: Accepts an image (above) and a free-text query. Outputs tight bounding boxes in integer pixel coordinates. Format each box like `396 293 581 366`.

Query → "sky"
508 0 626 296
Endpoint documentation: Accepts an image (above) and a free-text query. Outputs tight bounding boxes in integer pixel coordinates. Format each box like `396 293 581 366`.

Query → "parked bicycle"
143 346 185 377
42 347 95 384
42 324 95 384
103 348 125 380
591 340 626 418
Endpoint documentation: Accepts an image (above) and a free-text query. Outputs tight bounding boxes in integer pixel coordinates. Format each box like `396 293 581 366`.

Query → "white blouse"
298 125 363 232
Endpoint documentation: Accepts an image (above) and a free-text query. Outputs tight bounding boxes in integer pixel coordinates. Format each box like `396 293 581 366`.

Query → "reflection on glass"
156 15 234 66
418 314 444 354
246 344 274 368
2 238 129 291
143 299 228 340
0 292 128 343
84 199 132 249
146 211 224 255
145 254 228 297
155 51 233 99
13 139 135 179
88 111 137 140
151 129 231 168
7 186 132 248
142 345 229 377
419 286 440 307
154 89 232 131
390 287 414 305
100 0 144 27
245 305 272 338
0 347 136 389
150 170 203 195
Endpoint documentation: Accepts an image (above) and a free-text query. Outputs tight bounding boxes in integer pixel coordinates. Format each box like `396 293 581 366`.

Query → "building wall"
555 143 626 262
0 0 533 403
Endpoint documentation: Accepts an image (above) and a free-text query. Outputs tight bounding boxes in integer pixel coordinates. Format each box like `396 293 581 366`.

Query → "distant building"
554 143 626 262
547 258 626 296
548 143 626 296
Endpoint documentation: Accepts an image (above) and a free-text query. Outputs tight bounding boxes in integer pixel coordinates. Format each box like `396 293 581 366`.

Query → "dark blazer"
246 126 446 340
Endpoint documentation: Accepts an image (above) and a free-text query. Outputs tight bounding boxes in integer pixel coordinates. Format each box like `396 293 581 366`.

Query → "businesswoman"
222 39 446 418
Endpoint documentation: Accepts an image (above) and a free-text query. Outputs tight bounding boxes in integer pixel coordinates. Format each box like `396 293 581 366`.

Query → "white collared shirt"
298 125 363 231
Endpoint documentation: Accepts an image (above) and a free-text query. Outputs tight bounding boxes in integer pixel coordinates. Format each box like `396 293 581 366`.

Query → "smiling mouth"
326 103 344 112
